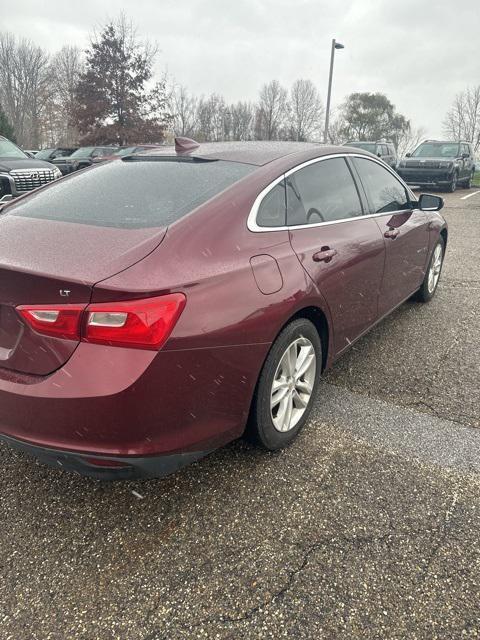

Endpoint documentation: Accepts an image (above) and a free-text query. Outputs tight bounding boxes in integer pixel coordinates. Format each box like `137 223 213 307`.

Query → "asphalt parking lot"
1 189 479 640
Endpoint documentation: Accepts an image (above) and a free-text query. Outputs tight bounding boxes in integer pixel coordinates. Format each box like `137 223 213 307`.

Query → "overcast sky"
3 0 480 138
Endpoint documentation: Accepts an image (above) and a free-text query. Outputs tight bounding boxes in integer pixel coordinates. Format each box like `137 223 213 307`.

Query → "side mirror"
418 193 444 212
406 152 411 158
377 152 382 158
462 152 469 159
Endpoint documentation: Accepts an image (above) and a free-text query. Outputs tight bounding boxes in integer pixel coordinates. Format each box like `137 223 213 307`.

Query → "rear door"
351 156 430 316
287 156 385 355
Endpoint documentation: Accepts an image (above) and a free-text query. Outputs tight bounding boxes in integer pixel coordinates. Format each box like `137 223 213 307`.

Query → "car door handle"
312 247 337 263
384 229 399 239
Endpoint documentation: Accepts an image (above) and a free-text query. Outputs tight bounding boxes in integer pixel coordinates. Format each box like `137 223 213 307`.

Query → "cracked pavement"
1 189 479 639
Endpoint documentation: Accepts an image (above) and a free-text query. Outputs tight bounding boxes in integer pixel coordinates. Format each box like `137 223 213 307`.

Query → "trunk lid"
0 214 166 375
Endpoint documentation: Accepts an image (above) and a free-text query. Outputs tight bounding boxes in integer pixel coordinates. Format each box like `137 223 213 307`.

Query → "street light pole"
323 38 344 144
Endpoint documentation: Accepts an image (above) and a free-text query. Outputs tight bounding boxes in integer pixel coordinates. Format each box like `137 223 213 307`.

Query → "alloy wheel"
427 244 443 293
270 336 316 432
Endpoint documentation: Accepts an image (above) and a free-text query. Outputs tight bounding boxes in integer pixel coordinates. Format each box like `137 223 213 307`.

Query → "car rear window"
7 158 255 229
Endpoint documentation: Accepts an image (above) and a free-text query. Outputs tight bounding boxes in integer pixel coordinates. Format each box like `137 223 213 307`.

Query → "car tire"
414 237 445 303
463 171 474 189
447 173 458 192
246 318 322 451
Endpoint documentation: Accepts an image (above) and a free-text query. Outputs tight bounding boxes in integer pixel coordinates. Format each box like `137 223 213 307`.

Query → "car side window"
256 181 286 227
286 157 363 226
353 157 411 214
462 144 470 156
382 145 389 156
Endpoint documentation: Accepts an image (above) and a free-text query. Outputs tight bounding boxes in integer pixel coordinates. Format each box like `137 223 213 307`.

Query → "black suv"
0 135 62 202
35 147 78 162
52 146 118 175
343 141 397 169
397 140 475 192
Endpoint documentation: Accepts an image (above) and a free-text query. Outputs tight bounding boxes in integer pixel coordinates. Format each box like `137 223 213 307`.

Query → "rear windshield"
6 158 255 228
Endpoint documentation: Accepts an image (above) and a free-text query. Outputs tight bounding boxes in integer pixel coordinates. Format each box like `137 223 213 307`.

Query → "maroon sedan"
0 139 447 479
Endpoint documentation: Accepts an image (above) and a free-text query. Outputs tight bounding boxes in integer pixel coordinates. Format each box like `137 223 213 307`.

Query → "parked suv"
52 146 118 175
0 135 62 202
343 141 397 169
35 147 78 162
397 140 475 191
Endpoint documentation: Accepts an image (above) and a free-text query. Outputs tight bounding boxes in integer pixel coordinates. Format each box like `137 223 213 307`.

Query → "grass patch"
473 171 480 187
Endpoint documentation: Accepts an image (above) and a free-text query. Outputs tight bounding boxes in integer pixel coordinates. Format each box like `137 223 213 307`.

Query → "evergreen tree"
74 16 171 144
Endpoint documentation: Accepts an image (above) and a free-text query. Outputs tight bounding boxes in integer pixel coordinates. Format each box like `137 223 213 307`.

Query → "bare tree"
38 46 84 146
229 101 254 140
169 84 198 136
443 86 480 152
325 112 345 144
396 125 427 158
255 80 287 140
288 79 324 141
51 46 84 144
0 32 51 147
195 94 228 141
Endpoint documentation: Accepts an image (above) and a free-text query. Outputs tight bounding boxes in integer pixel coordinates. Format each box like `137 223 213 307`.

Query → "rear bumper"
0 432 211 480
0 341 266 477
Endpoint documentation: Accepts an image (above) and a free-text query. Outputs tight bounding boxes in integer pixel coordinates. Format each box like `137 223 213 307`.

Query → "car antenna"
175 137 200 154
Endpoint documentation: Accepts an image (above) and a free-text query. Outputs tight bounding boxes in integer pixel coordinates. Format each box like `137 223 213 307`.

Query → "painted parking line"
460 190 480 200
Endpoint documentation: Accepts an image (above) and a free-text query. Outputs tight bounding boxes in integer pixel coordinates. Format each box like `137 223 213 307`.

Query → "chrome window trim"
247 152 419 233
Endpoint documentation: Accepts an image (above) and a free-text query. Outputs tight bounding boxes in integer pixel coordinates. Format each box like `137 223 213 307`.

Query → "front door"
286 157 385 355
352 156 430 316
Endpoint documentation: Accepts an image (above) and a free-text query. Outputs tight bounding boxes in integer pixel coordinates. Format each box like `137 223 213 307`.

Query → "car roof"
140 140 352 166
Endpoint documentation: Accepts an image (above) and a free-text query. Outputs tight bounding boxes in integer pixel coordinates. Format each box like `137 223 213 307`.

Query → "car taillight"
17 304 87 340
84 294 186 349
16 294 186 350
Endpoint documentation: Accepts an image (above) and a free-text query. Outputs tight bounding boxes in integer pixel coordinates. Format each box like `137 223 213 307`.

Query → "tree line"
0 16 479 155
